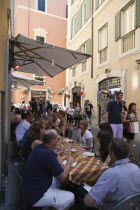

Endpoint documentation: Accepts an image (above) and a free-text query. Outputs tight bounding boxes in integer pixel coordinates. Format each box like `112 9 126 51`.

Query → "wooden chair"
112 193 140 210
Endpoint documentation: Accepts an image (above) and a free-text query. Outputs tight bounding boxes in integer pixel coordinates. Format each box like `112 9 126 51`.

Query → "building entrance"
97 77 121 124
72 86 81 107
31 91 46 101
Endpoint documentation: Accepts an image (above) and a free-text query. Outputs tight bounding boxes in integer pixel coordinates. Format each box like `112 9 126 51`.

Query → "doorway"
72 86 81 107
98 77 121 124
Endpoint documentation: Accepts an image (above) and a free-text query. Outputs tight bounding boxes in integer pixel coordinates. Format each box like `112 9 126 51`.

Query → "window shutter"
115 11 121 41
71 19 73 39
101 0 105 3
78 7 82 30
87 0 91 20
86 39 91 54
95 0 99 10
76 13 79 33
135 0 140 27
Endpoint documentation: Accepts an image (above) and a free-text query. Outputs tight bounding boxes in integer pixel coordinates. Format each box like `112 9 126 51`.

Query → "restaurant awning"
13 34 91 77
12 72 44 87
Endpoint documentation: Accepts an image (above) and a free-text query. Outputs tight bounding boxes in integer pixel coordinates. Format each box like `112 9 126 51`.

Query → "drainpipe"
91 0 94 78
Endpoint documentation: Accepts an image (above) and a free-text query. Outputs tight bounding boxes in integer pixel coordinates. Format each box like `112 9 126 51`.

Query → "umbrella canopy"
12 72 44 87
13 34 91 77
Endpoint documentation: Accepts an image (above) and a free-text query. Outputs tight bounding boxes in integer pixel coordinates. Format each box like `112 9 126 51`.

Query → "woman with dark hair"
125 103 138 160
22 120 48 160
121 100 129 138
99 122 113 137
97 130 112 165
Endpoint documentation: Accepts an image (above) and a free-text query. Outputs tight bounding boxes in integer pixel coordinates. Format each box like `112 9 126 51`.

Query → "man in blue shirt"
23 129 75 209
84 138 140 210
106 91 123 138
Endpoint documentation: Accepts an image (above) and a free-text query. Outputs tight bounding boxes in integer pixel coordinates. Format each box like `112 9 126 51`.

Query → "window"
72 67 76 77
121 2 135 37
82 1 87 25
98 24 108 64
38 0 45 12
95 0 105 10
36 36 45 43
71 0 91 39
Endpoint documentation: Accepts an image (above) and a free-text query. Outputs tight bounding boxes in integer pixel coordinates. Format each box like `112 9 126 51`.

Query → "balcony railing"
122 30 135 53
99 47 107 64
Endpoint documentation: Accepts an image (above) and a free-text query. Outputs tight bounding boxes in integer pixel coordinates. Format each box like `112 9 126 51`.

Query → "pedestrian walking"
106 91 123 138
84 100 94 129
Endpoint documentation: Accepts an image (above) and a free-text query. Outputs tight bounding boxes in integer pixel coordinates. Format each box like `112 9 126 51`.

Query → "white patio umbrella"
12 34 91 77
12 72 44 87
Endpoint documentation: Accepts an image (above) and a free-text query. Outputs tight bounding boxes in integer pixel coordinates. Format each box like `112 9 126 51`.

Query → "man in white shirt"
15 111 33 147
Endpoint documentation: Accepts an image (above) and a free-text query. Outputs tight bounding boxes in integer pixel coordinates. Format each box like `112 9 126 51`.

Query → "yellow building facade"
67 0 140 125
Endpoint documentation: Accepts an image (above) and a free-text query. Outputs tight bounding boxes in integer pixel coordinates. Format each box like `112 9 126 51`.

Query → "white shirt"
68 108 75 116
78 129 93 152
54 118 61 127
15 119 31 142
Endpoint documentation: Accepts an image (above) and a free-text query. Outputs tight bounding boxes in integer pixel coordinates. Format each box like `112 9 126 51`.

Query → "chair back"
112 193 140 210
91 137 95 153
18 149 25 161
14 162 27 210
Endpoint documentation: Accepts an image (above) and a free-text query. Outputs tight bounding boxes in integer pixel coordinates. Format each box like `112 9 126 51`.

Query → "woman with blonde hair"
77 120 93 151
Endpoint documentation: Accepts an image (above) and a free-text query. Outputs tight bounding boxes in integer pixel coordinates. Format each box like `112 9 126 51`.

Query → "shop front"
97 77 121 124
31 90 47 101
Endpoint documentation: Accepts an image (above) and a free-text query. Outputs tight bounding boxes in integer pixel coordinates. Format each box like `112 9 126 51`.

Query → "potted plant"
77 91 84 96
58 88 65 95
65 94 70 98
47 87 54 94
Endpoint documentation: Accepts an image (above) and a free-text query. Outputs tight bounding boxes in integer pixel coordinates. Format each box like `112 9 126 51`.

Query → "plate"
63 139 74 143
83 152 95 157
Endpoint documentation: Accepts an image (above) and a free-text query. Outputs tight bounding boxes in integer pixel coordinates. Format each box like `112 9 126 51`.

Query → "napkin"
63 139 74 143
83 152 95 157
63 160 77 167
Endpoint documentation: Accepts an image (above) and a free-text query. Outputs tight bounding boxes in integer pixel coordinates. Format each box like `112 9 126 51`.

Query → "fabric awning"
13 34 91 77
12 72 44 87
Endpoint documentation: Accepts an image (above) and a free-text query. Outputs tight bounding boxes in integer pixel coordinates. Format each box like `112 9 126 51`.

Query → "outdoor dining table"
60 141 108 186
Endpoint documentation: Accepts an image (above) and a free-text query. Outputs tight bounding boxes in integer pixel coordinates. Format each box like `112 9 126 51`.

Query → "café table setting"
58 137 108 186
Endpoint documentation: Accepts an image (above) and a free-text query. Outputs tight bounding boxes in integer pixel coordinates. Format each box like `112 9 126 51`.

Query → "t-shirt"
85 104 93 115
78 129 93 152
46 103 52 112
23 144 64 206
106 100 122 124
68 108 75 116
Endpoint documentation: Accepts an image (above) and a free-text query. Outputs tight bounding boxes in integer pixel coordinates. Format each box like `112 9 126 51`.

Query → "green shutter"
135 0 140 27
78 7 82 30
115 11 121 41
101 0 105 3
95 0 99 10
76 12 79 33
86 39 91 54
87 0 91 20
71 19 73 39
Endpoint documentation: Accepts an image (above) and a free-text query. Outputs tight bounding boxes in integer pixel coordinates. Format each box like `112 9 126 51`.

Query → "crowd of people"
10 94 140 210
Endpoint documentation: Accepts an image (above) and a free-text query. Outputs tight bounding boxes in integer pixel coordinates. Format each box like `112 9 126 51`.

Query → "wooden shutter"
115 11 121 41
95 0 99 10
87 0 91 20
78 7 82 29
86 39 91 54
76 12 79 33
135 0 140 27
71 19 73 39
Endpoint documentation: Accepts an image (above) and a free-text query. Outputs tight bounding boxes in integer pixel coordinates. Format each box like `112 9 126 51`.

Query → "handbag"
127 122 139 134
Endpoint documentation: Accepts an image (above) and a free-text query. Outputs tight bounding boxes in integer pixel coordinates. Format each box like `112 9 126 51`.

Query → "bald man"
23 130 75 210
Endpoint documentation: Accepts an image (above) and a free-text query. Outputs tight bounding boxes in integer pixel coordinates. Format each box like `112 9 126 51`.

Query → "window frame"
72 66 76 77
36 0 47 13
